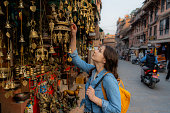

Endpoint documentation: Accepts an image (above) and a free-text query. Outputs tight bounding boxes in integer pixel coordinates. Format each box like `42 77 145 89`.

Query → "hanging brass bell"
49 46 55 54
1 72 6 79
5 21 11 29
4 1 9 7
77 20 81 26
29 29 39 38
0 6 4 15
19 35 25 43
10 82 15 89
18 0 24 9
64 0 68 6
73 6 77 12
6 53 11 60
19 68 23 75
4 83 10 90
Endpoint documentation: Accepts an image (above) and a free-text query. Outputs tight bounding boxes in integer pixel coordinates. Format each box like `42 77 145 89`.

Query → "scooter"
141 65 160 89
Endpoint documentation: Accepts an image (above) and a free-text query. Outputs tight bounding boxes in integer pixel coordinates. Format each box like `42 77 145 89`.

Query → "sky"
99 0 145 35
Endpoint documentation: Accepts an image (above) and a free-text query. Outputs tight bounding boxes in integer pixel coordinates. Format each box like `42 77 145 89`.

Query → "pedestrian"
69 23 121 113
166 60 170 80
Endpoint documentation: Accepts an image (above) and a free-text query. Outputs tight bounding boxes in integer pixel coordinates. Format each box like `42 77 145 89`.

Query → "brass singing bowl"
13 92 30 103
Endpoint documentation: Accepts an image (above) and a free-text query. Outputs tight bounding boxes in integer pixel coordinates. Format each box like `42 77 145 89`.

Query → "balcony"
158 9 170 19
142 0 157 10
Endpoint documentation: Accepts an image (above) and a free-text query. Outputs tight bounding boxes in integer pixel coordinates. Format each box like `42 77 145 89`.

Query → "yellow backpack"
94 72 131 113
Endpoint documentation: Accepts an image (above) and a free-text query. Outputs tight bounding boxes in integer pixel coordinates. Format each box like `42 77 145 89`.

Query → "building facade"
116 0 170 62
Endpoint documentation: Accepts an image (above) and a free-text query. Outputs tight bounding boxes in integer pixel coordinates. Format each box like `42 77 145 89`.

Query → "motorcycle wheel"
149 82 156 89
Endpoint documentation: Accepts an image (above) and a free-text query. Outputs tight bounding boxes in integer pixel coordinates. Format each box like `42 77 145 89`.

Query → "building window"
144 19 146 28
166 0 170 9
154 25 157 36
143 34 146 42
161 0 165 12
150 10 153 22
154 8 158 20
165 17 169 34
160 19 164 36
150 27 152 36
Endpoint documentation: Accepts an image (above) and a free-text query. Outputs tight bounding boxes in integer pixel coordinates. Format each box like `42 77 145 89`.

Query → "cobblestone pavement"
69 60 170 113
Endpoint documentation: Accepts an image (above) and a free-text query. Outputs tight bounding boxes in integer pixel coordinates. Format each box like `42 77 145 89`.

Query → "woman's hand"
86 86 96 102
70 23 77 38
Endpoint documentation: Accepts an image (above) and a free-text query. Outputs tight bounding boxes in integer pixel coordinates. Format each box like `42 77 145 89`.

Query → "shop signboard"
157 54 166 62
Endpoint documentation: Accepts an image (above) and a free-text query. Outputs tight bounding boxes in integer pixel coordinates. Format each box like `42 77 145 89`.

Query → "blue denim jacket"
70 50 121 113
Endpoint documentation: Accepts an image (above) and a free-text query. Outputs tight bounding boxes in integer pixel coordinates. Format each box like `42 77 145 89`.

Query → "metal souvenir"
29 29 39 38
6 52 11 60
10 81 15 89
19 35 25 43
22 80 28 86
49 46 55 54
5 21 11 29
4 1 9 7
18 0 24 9
30 1 36 12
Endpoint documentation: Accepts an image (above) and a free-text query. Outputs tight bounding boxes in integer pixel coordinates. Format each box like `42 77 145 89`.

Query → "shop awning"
140 45 147 49
149 38 170 44
122 36 129 40
130 47 139 50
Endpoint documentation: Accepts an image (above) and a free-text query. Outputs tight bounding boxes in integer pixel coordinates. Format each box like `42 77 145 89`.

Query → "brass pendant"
22 80 28 86
5 92 9 98
30 5 36 12
6 32 10 38
67 56 72 62
30 1 36 12
31 43 37 49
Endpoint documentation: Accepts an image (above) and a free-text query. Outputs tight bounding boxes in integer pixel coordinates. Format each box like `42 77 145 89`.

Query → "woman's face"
92 46 106 64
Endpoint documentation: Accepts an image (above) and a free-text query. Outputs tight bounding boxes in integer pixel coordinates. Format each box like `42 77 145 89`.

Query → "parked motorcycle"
158 61 166 73
132 57 140 65
141 65 160 89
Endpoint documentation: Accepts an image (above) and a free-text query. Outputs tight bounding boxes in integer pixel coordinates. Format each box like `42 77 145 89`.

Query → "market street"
118 60 170 113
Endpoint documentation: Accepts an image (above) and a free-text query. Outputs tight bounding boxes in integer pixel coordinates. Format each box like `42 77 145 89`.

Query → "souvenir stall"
0 0 97 113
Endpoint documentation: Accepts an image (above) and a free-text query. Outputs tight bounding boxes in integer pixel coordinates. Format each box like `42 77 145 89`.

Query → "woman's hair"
103 45 119 79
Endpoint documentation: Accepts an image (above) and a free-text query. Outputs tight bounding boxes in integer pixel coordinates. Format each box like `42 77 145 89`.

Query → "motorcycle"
157 61 166 73
132 57 140 65
141 65 160 89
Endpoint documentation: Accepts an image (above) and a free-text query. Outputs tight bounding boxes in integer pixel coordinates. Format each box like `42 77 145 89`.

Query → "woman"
69 24 121 113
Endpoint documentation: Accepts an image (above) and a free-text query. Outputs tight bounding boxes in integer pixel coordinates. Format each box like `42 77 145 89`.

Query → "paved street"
118 60 170 113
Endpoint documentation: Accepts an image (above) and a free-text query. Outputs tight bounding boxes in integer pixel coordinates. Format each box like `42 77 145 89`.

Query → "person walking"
69 23 121 113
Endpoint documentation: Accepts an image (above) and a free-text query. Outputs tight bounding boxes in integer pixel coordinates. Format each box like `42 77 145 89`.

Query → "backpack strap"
94 72 109 89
